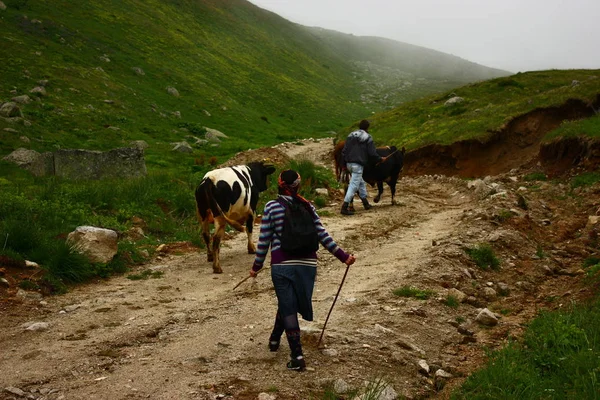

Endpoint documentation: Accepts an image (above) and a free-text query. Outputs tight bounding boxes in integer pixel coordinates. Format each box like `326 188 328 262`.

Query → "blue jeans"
344 162 368 203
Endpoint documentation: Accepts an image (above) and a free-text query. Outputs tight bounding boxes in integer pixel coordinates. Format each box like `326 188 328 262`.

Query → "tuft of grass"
583 257 600 268
18 280 40 291
444 295 460 308
44 242 94 284
126 269 164 280
536 244 546 259
465 244 500 271
571 171 600 189
494 209 513 223
393 285 435 300
360 377 389 400
524 172 547 181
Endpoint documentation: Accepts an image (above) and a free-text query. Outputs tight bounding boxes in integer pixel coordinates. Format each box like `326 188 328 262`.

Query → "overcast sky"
248 0 599 73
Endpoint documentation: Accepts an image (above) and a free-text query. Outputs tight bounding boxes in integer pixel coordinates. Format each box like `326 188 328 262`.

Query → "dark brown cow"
333 140 406 205
195 161 276 273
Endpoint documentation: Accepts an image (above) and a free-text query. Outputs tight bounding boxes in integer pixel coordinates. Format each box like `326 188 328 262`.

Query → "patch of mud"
403 96 600 177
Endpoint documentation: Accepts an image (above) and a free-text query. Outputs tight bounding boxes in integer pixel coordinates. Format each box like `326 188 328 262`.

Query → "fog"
249 0 600 73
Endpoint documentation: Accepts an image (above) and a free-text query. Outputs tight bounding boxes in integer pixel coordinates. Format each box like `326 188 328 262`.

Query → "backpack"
276 198 319 256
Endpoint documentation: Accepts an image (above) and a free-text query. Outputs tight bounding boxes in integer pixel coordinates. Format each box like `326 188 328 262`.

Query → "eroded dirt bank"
403 96 600 178
1 139 599 400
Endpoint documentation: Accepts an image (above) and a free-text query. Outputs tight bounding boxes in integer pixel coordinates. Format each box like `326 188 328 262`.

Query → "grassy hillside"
0 0 507 173
342 70 600 150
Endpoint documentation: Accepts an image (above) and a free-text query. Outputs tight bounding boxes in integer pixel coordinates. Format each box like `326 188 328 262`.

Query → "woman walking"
249 169 355 371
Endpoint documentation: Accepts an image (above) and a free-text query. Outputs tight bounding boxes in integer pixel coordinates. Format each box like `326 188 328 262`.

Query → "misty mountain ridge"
0 0 508 167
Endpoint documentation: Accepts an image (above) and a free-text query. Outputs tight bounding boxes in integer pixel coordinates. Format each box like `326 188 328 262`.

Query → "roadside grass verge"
0 167 202 292
451 297 600 400
452 259 600 399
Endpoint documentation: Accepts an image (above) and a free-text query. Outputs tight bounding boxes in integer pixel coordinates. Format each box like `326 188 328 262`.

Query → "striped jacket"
252 195 350 272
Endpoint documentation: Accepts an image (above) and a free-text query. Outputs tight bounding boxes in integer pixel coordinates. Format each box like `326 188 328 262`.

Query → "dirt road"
1 139 594 399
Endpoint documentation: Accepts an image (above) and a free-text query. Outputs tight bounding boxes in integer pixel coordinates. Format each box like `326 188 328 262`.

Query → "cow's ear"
264 165 276 175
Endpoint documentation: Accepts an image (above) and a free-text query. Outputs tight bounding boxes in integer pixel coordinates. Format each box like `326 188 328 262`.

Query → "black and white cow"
195 161 276 273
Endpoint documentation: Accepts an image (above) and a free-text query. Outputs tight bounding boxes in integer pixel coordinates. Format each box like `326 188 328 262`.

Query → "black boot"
341 202 355 215
361 197 372 210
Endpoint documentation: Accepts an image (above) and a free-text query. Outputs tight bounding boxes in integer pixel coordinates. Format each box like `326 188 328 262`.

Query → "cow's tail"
196 178 246 232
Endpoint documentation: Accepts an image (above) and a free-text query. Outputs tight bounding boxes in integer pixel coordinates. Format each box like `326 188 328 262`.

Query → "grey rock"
447 288 467 303
64 304 81 313
53 147 147 180
0 102 23 118
132 67 145 76
322 348 339 357
434 369 453 391
0 1 7 10
482 287 497 300
334 378 350 394
29 86 47 96
130 140 149 151
67 226 118 263
475 308 499 326
11 95 31 104
171 141 193 153
378 385 398 400
418 359 430 374
22 321 50 331
497 282 510 295
166 86 179 97
444 96 464 106
16 289 43 302
2 148 54 176
4 387 26 396
515 281 534 292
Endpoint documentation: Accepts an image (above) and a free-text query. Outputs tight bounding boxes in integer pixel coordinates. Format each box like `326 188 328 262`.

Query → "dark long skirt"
271 264 317 321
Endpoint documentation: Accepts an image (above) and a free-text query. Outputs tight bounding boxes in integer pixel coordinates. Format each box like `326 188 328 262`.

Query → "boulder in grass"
67 226 118 264
0 102 23 118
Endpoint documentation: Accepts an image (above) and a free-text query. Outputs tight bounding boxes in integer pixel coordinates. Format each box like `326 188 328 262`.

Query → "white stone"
23 322 50 331
67 226 118 263
475 308 499 326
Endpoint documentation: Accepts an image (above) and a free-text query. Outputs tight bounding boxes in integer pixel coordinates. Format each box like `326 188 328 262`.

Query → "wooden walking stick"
317 263 351 349
233 275 254 290
232 267 269 290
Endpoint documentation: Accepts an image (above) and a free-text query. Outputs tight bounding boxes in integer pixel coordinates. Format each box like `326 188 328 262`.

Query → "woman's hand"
249 269 258 278
345 254 356 266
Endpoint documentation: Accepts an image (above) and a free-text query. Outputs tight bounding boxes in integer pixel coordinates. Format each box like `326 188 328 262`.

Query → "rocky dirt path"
1 138 595 400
